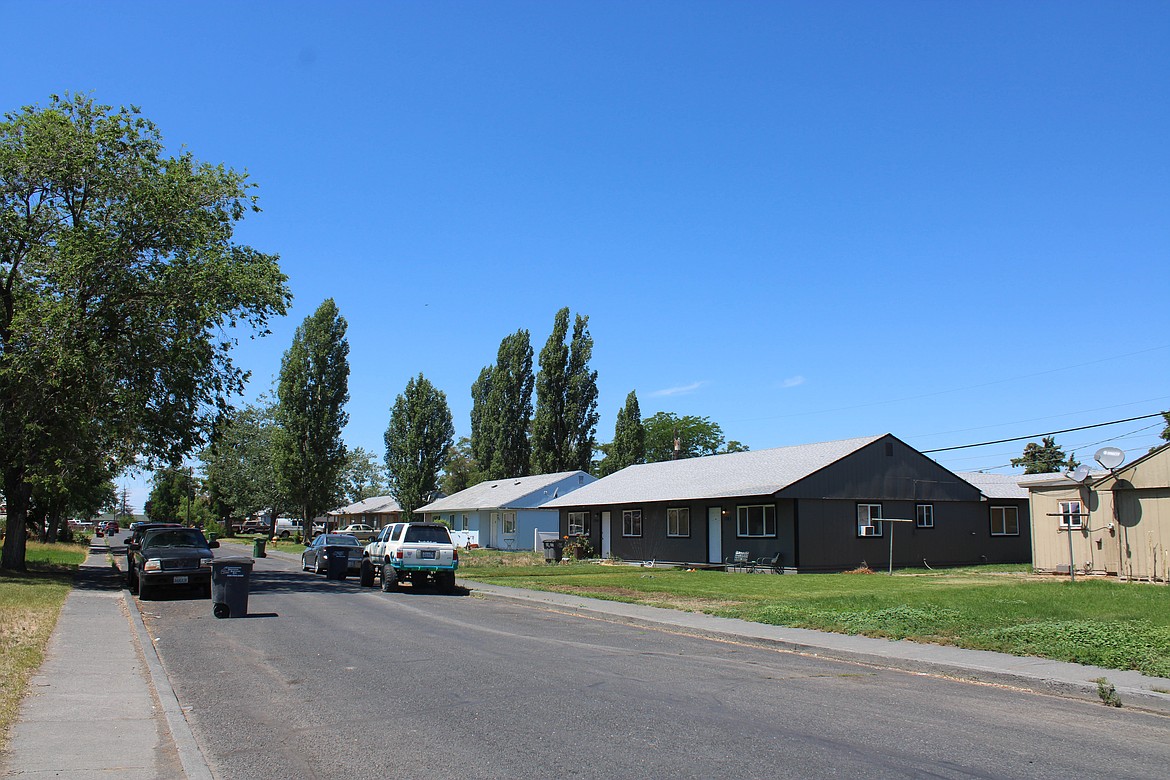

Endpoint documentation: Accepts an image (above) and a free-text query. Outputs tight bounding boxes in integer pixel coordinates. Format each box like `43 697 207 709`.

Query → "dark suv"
125 522 182 589
127 527 219 600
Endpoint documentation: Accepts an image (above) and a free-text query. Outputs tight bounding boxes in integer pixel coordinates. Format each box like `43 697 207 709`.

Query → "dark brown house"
544 434 1031 571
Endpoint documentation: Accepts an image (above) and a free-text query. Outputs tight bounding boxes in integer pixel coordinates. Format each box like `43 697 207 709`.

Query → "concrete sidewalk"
0 543 211 780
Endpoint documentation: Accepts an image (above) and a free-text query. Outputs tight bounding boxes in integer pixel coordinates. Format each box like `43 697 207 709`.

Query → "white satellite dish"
1094 446 1125 470
1069 464 1092 483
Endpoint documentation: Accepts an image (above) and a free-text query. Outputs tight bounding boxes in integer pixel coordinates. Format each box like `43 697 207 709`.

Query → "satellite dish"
1095 446 1125 470
1069 464 1092 483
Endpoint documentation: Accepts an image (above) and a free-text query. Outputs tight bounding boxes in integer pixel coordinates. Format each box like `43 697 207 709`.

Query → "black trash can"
542 538 565 562
211 557 254 618
326 547 349 580
252 537 267 558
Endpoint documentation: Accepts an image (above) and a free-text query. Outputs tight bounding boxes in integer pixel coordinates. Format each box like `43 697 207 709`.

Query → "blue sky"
3 1 1167 511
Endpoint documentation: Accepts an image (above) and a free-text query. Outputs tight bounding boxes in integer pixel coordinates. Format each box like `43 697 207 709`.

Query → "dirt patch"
547 584 744 612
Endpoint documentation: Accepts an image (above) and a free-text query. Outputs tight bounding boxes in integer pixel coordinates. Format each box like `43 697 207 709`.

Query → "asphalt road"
137 553 1170 780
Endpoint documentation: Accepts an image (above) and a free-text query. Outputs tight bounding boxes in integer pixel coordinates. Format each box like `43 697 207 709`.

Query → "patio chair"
725 550 752 572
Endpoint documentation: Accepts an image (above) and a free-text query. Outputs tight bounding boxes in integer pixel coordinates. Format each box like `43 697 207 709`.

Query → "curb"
463 579 1170 717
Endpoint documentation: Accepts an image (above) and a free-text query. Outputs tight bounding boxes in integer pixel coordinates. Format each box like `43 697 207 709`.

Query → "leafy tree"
340 447 389 504
0 94 289 570
29 459 117 541
1011 436 1079 474
146 469 196 523
274 299 350 527
1160 411 1170 446
643 412 726 462
470 330 533 479
201 399 285 529
531 308 599 474
440 436 481 496
599 391 645 476
722 440 750 454
384 374 454 516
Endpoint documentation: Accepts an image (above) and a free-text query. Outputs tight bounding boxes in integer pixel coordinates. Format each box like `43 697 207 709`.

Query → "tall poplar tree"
470 330 533 479
274 299 350 529
531 308 599 473
600 391 645 476
385 374 454 516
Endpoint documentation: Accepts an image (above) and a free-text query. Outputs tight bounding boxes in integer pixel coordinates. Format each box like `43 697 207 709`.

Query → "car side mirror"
126 542 140 550
208 540 220 549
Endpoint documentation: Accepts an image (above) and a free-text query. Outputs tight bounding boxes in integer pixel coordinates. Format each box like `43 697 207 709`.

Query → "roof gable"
330 495 402 515
418 470 595 513
543 435 885 507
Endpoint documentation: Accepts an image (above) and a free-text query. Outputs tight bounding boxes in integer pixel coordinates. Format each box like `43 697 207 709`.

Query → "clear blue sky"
3 1 1167 512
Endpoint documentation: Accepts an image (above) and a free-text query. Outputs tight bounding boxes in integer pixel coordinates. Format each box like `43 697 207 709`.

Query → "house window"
736 505 776 537
916 504 934 529
667 508 690 537
502 511 516 535
461 513 469 531
568 511 587 535
857 504 883 537
990 506 1019 536
622 509 642 537
1058 501 1083 529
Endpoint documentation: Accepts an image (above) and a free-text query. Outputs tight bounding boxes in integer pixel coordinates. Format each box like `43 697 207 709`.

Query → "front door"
708 507 722 563
601 511 611 558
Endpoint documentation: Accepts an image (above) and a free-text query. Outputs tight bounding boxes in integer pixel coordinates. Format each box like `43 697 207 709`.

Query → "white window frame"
857 503 883 537
1058 501 1083 529
990 506 1020 536
622 509 642 537
568 511 587 536
916 504 934 529
502 511 517 535
736 505 776 538
667 507 690 537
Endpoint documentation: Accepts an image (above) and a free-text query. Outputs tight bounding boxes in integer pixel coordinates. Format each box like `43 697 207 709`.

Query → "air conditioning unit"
859 525 878 537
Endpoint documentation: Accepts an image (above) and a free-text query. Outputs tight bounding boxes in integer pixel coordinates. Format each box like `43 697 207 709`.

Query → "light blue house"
416 471 596 550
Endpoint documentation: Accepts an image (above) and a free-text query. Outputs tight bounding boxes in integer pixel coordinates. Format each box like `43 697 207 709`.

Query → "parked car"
338 523 377 542
127 527 218 600
301 533 365 575
125 523 183 589
274 518 326 539
104 520 119 535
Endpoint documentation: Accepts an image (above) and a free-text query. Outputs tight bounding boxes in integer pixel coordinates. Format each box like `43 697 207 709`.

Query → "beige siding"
1028 446 1170 581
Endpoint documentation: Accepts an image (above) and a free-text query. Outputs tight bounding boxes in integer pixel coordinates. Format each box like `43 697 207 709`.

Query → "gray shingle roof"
543 435 884 507
329 495 402 515
417 471 592 513
953 472 1030 500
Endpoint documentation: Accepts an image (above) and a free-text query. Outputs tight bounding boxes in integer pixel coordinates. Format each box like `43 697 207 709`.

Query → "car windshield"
143 530 208 549
324 535 360 546
404 526 450 544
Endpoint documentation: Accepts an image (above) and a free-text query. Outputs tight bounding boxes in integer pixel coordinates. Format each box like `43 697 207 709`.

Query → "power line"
920 412 1166 454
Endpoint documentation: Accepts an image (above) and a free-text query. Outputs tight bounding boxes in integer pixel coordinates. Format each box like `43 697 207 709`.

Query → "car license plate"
173 576 188 584
420 550 435 559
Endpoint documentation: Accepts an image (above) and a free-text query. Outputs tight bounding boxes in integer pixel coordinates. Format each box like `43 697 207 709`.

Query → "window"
502 511 516 534
916 504 934 529
1058 501 1083 529
737 505 776 537
857 504 883 537
461 514 469 531
667 507 690 537
568 511 588 535
990 506 1019 536
622 509 642 537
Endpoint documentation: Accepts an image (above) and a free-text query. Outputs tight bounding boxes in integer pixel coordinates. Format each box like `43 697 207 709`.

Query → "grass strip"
0 541 88 749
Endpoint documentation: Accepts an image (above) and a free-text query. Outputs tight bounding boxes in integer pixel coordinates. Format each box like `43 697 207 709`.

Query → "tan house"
1024 444 1170 582
326 495 403 530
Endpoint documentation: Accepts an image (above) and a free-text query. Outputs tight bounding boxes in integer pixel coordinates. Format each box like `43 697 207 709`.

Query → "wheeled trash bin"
326 547 349 580
543 538 565 562
252 537 267 558
211 557 254 618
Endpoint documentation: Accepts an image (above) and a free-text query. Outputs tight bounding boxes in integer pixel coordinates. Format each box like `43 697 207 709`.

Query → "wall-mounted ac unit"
859 526 878 537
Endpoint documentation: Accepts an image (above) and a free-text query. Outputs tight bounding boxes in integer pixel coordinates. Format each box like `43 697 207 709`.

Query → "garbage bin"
326 547 349 580
252 537 267 558
208 532 218 543
542 539 565 562
210 557 254 618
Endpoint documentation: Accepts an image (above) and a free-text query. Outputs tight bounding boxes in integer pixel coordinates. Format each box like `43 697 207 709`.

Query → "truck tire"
438 572 456 593
359 558 375 587
137 576 153 601
380 561 398 592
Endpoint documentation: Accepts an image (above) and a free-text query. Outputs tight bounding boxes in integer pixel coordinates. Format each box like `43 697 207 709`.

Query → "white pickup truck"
360 522 458 592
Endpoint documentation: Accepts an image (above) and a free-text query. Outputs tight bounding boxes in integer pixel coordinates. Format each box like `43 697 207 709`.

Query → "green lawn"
0 541 88 747
463 563 1170 677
